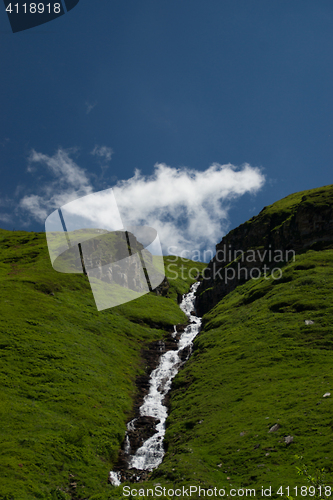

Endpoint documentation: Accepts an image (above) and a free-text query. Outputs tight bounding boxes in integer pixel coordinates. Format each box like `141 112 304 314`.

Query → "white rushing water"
109 282 202 486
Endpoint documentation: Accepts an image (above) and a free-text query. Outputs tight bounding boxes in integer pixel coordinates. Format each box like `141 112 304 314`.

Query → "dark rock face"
127 416 159 455
110 467 151 484
153 276 170 296
178 345 192 362
196 186 333 316
131 335 178 417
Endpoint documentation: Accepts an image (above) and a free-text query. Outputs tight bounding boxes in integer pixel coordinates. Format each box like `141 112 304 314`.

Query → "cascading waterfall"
109 282 202 486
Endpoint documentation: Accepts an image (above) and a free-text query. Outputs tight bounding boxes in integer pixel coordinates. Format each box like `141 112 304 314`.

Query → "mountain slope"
197 184 333 315
2 185 333 500
156 248 333 495
130 185 333 498
0 229 205 500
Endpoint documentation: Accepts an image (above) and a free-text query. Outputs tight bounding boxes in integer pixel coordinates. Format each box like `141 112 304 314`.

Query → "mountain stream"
109 281 202 486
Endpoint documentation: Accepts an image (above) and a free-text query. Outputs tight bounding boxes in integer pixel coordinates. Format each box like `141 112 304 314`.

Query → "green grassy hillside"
0 229 205 500
245 183 333 225
2 187 333 500
149 248 333 497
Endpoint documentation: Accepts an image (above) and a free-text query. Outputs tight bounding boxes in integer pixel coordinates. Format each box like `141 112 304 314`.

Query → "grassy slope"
244 183 333 228
0 229 205 500
237 184 333 240
149 248 333 497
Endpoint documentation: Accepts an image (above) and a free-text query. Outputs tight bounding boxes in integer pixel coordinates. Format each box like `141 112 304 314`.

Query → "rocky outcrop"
154 276 170 296
196 185 333 316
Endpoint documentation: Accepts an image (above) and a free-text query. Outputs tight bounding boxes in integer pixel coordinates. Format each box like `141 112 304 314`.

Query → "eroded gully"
109 281 202 486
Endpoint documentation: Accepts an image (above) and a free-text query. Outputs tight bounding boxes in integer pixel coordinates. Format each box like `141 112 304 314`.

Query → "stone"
176 323 188 332
154 277 170 296
284 435 294 445
268 424 280 433
178 345 192 362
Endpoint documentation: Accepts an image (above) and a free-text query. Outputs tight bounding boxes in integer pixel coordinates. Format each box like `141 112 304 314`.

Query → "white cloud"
111 163 265 254
19 148 92 222
19 149 265 255
20 195 49 222
0 212 12 223
91 145 113 162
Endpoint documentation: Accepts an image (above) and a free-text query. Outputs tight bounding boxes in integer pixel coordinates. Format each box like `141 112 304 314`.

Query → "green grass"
124 248 333 498
2 222 333 499
164 256 204 299
261 184 333 216
0 229 204 499
242 184 333 233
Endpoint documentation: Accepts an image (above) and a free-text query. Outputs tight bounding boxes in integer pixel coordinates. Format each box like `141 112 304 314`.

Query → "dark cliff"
196 184 333 316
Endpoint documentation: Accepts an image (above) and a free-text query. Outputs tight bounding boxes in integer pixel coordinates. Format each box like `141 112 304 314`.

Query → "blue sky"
0 1 332 257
